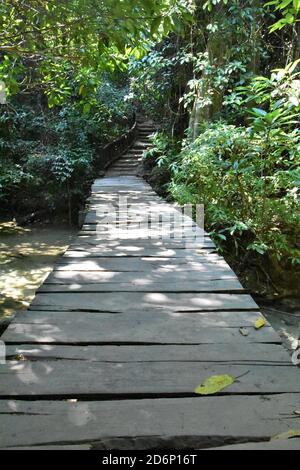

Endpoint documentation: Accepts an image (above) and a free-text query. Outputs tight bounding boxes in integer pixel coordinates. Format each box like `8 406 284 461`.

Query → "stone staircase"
106 119 156 176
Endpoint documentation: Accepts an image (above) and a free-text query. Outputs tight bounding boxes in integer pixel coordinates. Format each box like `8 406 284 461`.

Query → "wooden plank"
83 205 199 216
0 360 299 397
4 308 269 328
59 253 226 263
53 258 233 273
88 191 158 196
38 279 244 293
83 215 203 225
53 261 229 273
73 237 215 248
2 310 279 344
80 224 205 232
0 395 299 448
91 185 151 192
64 247 216 257
44 271 236 285
78 230 207 241
75 232 211 242
6 343 290 365
78 233 210 244
92 179 149 186
29 291 258 312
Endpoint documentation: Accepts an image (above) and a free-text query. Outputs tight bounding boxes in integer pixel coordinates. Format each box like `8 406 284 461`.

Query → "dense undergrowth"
143 64 300 297
0 81 133 223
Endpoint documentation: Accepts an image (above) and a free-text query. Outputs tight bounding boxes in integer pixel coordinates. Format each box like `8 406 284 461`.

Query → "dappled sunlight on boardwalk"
0 123 298 450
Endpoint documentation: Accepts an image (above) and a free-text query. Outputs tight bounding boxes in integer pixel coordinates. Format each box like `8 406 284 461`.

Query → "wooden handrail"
93 115 138 172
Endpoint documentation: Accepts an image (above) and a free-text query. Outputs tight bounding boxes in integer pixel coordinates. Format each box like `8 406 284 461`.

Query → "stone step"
114 157 141 163
127 150 145 155
117 158 142 163
106 171 138 176
113 163 140 169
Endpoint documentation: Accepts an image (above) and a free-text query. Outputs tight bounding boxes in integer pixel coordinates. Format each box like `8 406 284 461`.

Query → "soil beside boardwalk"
0 222 76 328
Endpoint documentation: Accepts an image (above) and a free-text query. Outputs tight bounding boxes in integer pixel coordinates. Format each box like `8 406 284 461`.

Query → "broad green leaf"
251 107 268 117
286 58 300 73
194 374 235 395
269 19 287 32
278 0 293 9
293 0 300 9
83 102 91 114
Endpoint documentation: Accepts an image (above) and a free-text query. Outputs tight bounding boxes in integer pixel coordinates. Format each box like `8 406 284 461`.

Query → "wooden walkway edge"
0 121 299 450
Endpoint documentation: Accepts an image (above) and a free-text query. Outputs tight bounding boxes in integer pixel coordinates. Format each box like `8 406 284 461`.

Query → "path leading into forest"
0 121 299 450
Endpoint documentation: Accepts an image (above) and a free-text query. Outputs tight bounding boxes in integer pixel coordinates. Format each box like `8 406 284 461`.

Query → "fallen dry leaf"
271 429 300 441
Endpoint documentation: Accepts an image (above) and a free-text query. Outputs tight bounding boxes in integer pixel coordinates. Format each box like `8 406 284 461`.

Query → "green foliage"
130 1 269 134
0 79 133 220
0 0 193 104
151 118 299 264
265 0 300 32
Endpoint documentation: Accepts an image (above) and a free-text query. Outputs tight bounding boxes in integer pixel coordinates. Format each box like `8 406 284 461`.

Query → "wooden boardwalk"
0 122 299 449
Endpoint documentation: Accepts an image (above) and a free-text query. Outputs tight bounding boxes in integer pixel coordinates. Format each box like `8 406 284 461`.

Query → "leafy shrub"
0 80 133 222
152 121 299 266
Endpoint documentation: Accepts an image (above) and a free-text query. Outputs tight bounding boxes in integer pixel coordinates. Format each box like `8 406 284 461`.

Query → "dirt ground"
0 221 76 324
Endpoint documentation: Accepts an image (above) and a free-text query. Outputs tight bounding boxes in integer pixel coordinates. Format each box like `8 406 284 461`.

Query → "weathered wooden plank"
78 230 208 241
88 190 158 195
29 291 258 312
38 279 244 293
59 253 227 264
73 236 214 248
80 224 205 233
2 310 279 344
82 218 203 225
64 247 216 258
87 187 159 196
0 360 299 396
91 185 151 192
4 308 269 328
53 262 229 273
6 343 290 365
80 232 207 243
53 258 233 273
83 204 193 213
78 231 207 243
0 395 299 448
44 271 235 285
92 179 150 186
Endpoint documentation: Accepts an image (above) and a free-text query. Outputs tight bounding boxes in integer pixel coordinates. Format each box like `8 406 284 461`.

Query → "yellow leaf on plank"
271 430 300 441
254 317 266 329
194 374 235 395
